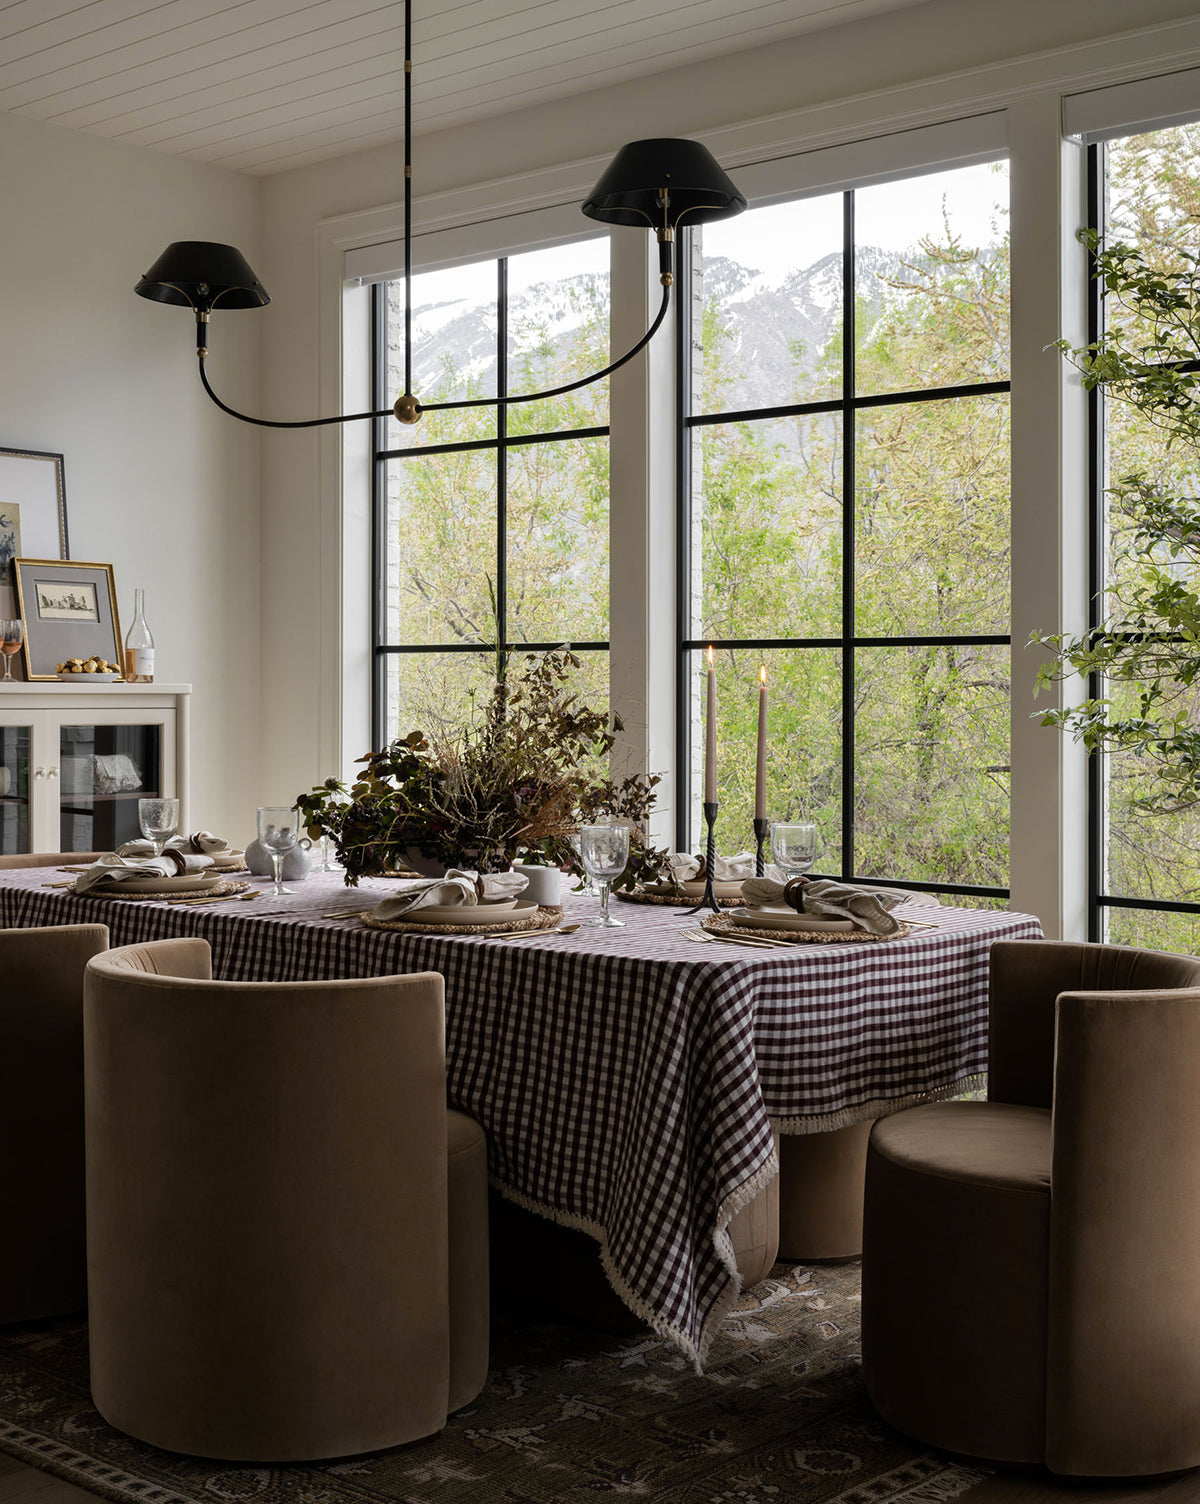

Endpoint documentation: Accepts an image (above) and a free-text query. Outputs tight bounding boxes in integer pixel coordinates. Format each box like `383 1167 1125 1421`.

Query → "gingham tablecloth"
0 866 1042 1365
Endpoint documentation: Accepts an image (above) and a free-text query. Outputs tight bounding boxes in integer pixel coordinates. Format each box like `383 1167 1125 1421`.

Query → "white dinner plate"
403 897 527 925
647 879 745 900
89 874 224 895
730 905 856 933
56 671 121 682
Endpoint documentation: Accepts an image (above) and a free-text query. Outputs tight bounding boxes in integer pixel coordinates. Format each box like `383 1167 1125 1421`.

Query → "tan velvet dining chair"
862 938 1200 1479
1 922 110 1322
84 939 490 1461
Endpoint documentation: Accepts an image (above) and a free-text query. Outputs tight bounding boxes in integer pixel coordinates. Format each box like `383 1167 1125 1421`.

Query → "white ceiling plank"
0 0 234 58
0 0 390 99
40 14 404 127
0 0 932 175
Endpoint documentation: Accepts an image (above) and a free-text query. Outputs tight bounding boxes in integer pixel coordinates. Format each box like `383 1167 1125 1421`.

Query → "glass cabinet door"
58 723 163 852
0 724 32 855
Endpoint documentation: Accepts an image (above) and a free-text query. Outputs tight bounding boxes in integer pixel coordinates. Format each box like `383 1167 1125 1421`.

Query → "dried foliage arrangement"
295 648 667 887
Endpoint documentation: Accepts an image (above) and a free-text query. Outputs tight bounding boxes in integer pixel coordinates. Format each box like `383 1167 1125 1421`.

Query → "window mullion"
497 258 508 654
841 188 856 881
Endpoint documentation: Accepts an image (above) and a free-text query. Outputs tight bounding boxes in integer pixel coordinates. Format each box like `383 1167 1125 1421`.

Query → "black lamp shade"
135 241 269 311
582 139 746 230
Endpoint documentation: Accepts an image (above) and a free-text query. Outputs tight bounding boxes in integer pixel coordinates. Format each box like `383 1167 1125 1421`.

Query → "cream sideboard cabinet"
0 683 190 857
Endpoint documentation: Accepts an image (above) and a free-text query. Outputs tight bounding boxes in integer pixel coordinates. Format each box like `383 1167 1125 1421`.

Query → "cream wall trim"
1063 63 1200 142
1007 93 1089 938
608 232 677 847
346 202 603 284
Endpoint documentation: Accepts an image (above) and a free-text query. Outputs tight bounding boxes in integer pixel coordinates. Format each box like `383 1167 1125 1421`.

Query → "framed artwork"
0 448 68 623
14 559 121 681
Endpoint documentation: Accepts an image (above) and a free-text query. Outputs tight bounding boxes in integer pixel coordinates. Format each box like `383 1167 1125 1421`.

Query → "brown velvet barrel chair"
84 939 490 1461
862 938 1200 1479
1 922 110 1321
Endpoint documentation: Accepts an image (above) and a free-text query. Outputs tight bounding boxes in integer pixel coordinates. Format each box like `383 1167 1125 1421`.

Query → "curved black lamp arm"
197 356 391 428
421 279 671 413
193 276 672 429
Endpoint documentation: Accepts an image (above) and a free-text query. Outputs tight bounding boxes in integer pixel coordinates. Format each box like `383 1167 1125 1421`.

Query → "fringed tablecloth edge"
769 1072 987 1136
490 1146 781 1374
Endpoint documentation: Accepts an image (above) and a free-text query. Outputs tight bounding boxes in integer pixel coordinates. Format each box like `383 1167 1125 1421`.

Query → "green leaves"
1036 227 1200 813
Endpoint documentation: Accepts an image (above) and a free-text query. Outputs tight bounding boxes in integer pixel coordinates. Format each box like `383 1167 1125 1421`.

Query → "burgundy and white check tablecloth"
0 866 1042 1366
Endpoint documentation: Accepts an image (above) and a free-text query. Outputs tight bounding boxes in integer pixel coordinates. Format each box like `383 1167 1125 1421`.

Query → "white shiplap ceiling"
0 0 927 176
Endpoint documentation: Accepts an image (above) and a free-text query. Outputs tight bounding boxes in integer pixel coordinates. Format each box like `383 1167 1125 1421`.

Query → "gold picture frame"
14 559 122 681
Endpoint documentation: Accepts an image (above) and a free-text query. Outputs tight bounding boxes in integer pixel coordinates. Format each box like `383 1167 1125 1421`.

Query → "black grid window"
677 166 1012 901
370 245 611 747
1086 127 1200 949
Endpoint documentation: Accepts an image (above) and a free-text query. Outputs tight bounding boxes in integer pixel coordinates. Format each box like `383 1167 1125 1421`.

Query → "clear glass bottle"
124 589 155 683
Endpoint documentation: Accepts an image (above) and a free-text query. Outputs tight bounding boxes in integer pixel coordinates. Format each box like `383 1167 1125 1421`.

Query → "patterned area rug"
0 1262 986 1504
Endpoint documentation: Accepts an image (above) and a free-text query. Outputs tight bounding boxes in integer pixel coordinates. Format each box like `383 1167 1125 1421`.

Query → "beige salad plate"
731 905 856 933
405 897 525 925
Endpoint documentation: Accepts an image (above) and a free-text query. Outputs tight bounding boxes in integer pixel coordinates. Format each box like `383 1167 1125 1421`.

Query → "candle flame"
759 664 767 686
706 644 714 667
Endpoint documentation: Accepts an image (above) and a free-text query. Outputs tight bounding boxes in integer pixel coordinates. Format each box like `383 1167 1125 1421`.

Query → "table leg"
777 1119 875 1261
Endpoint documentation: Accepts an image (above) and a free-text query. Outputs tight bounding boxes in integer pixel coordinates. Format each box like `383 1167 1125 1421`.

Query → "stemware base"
583 913 625 928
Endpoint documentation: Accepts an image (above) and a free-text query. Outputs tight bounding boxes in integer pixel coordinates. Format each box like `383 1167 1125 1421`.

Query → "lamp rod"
192 275 672 429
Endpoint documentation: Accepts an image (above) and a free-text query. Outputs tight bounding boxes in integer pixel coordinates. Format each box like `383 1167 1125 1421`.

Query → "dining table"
0 863 1043 1367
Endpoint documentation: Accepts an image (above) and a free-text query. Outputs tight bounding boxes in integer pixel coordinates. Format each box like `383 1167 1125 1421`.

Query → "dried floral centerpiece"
296 649 668 888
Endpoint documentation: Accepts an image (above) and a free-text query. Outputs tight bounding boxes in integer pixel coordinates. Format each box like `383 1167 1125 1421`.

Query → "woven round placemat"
700 912 912 944
359 905 563 935
74 878 254 903
616 886 745 908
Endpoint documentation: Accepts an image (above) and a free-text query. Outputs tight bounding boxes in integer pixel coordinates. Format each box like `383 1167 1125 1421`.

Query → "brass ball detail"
393 391 423 425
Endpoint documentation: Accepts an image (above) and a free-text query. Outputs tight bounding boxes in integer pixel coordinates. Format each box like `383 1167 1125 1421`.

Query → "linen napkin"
74 850 215 895
666 851 784 884
371 868 528 922
740 876 907 936
118 830 232 859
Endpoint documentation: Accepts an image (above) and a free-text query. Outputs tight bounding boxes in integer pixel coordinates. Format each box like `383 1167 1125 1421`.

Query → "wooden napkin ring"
783 878 808 912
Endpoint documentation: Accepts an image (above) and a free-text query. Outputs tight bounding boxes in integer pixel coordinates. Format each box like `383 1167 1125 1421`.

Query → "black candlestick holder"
686 801 722 915
753 817 770 877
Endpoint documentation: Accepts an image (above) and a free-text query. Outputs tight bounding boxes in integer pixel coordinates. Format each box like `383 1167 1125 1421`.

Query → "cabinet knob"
46 766 58 778
34 767 45 779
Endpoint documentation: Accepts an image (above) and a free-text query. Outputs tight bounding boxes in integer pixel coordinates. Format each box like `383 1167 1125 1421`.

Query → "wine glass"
258 806 299 898
0 620 21 682
771 822 819 881
569 829 599 896
577 824 630 928
138 796 179 857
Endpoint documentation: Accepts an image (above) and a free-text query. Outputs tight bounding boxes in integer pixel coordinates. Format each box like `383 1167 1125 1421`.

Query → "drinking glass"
0 620 21 681
569 829 599 896
258 806 299 898
138 796 179 857
771 821 819 880
577 823 630 928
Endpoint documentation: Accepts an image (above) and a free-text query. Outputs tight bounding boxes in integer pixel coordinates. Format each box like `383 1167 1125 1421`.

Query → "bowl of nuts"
56 657 123 682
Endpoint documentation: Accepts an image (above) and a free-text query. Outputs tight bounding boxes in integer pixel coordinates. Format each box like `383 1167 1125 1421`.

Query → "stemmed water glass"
0 620 22 681
577 823 630 928
569 829 599 896
771 821 819 882
138 797 179 857
258 806 299 898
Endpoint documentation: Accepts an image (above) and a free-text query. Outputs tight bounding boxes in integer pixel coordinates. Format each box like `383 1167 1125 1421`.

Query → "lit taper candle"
755 664 768 820
705 646 717 803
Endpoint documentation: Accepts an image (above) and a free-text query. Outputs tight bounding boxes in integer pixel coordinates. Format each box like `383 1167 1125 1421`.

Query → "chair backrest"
83 940 453 1457
1047 985 1200 1475
0 922 109 1320
988 939 1200 1108
0 852 106 870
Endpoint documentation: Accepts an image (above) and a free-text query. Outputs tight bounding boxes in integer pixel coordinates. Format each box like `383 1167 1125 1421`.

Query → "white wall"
255 0 1200 927
0 109 262 842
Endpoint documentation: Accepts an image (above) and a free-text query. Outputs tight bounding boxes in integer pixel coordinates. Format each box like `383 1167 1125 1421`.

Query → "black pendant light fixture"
135 1 745 431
